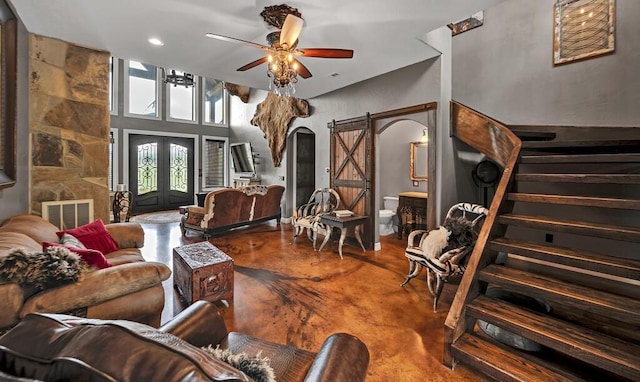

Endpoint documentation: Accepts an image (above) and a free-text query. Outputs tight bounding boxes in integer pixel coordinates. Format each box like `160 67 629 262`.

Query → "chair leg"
426 269 436 297
401 261 422 286
433 276 445 312
291 226 303 244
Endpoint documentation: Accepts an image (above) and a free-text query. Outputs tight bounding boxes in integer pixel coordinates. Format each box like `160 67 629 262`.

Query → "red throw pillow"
56 219 119 254
42 242 112 269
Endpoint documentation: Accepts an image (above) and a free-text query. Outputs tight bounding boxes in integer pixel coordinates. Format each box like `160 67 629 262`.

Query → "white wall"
452 0 640 125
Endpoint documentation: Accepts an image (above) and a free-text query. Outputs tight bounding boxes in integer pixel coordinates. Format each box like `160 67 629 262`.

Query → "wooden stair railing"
445 101 521 366
446 104 640 381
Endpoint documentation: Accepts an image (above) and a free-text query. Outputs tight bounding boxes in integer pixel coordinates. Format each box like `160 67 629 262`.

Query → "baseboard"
374 242 381 251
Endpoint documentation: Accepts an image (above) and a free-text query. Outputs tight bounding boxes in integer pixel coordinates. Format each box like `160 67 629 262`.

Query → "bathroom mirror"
410 141 428 181
0 0 17 189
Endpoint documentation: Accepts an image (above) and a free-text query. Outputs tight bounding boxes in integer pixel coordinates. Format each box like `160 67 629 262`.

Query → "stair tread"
522 139 640 148
521 153 640 164
467 295 640 380
516 173 640 184
490 237 640 280
478 265 640 325
510 130 556 141
498 213 640 242
451 332 584 382
506 193 640 210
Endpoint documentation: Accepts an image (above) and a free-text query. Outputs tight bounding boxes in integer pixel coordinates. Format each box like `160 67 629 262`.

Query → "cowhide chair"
401 203 489 311
291 188 341 249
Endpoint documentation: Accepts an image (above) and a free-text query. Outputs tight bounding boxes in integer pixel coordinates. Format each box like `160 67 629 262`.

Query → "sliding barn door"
329 114 374 249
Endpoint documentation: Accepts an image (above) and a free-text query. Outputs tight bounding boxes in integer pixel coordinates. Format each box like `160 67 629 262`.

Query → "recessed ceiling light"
148 37 164 46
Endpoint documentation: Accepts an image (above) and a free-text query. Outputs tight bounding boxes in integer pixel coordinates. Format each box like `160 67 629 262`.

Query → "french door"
129 134 194 213
329 114 374 249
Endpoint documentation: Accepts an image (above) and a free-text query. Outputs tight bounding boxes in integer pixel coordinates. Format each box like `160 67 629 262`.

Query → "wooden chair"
291 188 341 249
401 203 488 311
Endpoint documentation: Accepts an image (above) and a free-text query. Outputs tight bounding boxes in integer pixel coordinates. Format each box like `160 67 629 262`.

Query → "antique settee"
0 300 370 381
0 214 171 329
181 185 285 239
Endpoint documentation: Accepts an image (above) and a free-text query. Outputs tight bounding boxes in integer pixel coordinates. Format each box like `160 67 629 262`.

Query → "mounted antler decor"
250 92 310 167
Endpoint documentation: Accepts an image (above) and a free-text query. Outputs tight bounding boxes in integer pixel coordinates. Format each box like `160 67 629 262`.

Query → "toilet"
379 196 399 236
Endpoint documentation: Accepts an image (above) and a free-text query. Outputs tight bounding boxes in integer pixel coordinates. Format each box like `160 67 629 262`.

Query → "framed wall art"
553 0 615 65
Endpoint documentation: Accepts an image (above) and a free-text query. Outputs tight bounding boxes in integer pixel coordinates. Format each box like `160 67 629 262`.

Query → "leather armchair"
0 301 370 382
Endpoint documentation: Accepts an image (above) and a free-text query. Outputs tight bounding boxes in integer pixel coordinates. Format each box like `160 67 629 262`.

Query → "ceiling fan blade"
299 48 354 59
280 14 304 49
293 59 312 79
205 33 269 50
237 56 268 71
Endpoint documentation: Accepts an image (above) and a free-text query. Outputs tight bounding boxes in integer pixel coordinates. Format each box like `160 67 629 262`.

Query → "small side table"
173 242 234 305
318 213 367 259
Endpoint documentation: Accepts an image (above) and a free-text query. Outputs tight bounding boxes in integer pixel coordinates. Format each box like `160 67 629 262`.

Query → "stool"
173 242 234 305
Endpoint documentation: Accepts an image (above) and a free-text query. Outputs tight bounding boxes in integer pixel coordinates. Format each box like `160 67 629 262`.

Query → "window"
124 60 160 119
109 57 118 115
202 137 228 189
167 70 197 122
202 78 227 126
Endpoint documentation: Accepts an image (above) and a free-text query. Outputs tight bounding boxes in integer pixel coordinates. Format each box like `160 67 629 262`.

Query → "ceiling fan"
206 4 353 94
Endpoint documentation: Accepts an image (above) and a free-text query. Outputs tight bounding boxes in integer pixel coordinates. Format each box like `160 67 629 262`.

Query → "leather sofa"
0 300 370 381
181 185 285 239
0 214 171 329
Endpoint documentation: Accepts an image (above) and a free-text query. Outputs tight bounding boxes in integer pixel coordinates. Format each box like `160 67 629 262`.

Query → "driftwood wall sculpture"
224 83 251 103
250 93 310 167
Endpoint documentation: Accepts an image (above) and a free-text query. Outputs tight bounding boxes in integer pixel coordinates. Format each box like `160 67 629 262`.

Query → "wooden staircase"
446 102 640 382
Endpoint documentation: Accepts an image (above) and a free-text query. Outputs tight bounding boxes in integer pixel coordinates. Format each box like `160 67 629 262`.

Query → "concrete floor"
140 220 490 382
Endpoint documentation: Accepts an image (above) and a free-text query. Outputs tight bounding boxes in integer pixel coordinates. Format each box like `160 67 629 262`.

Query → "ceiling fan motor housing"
260 4 302 29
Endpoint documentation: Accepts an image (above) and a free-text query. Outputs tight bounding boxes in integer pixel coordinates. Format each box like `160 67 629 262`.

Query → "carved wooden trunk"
173 242 233 304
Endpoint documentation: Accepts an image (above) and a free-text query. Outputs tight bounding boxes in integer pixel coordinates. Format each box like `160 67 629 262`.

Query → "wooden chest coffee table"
173 242 233 305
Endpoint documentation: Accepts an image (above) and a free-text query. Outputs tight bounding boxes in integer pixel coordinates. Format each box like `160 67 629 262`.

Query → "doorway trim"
371 103 438 249
285 126 315 222
123 129 199 203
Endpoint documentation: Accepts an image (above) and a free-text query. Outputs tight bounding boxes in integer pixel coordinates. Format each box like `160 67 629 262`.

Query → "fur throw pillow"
442 216 478 249
0 247 88 293
201 345 276 382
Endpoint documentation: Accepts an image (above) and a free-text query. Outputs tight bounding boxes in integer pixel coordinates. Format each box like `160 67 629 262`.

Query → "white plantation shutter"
204 139 225 188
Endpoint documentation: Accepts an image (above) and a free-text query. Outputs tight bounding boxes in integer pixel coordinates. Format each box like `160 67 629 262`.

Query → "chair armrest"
186 206 206 215
105 222 145 248
20 262 171 317
304 333 369 382
159 300 229 348
407 229 428 247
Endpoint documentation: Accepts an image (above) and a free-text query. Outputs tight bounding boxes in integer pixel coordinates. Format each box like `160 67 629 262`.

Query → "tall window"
202 78 227 126
167 70 197 122
109 57 118 115
125 60 160 119
202 137 228 189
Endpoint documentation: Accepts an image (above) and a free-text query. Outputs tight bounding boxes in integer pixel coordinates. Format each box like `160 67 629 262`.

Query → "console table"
397 192 428 239
318 213 367 259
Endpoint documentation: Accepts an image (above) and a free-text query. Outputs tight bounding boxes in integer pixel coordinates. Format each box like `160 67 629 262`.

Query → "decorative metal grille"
170 143 188 192
554 0 615 65
137 142 158 195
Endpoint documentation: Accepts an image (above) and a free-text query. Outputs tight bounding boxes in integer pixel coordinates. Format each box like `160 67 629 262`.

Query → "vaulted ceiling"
9 0 505 99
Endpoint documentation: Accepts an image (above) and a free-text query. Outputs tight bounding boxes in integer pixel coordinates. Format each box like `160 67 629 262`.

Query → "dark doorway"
295 131 315 207
128 134 194 213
